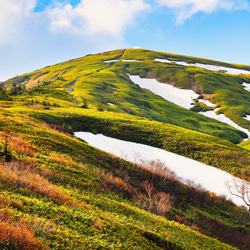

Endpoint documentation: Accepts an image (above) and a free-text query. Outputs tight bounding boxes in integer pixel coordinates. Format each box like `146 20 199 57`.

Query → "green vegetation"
0 107 249 249
1 48 250 249
4 48 250 143
21 107 250 178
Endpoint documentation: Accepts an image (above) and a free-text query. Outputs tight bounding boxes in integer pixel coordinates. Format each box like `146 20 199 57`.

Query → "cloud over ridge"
157 0 250 23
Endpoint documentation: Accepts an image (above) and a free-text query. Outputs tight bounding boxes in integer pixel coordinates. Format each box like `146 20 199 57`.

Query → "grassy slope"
22 106 250 179
0 107 249 249
3 49 250 144
1 49 250 248
122 49 250 131
239 138 250 151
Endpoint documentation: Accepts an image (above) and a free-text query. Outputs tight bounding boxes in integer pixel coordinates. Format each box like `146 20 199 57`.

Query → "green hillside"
3 48 250 143
0 107 249 249
1 49 250 249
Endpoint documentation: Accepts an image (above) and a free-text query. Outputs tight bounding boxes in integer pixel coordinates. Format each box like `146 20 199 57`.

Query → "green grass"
4 49 250 144
13 106 249 178
1 48 250 249
0 107 248 249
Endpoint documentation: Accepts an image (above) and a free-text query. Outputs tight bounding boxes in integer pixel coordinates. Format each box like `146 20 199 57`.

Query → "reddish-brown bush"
0 221 45 249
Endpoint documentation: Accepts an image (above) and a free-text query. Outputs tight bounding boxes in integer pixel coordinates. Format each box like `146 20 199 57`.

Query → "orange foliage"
0 210 45 249
0 161 78 206
3 134 40 157
101 172 129 191
14 120 25 126
0 194 22 210
49 152 74 167
42 122 70 136
29 104 41 110
175 215 189 225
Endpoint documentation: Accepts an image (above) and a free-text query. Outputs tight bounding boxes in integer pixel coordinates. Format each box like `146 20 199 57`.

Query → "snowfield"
242 82 250 92
75 132 248 209
129 75 249 139
154 58 250 75
199 108 250 139
244 115 250 121
129 75 199 109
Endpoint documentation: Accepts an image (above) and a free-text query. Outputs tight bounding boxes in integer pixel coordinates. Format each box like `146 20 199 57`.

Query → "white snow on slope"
129 75 249 139
200 99 215 107
129 75 215 109
244 115 250 121
154 58 250 75
75 132 248 209
199 108 250 139
242 82 250 92
129 75 198 109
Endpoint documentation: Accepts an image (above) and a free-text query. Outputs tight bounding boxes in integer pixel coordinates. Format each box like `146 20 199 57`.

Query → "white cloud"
157 0 250 23
0 0 36 45
47 0 151 36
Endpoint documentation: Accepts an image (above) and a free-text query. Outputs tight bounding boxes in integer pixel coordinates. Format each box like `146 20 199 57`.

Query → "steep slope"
0 107 249 249
3 49 250 143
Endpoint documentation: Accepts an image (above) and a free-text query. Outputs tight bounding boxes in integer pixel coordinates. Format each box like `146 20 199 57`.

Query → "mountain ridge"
3 48 250 143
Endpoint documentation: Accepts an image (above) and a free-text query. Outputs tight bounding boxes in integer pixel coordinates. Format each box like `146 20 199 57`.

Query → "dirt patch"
191 79 201 94
144 89 153 94
203 93 215 100
146 71 155 79
26 73 49 89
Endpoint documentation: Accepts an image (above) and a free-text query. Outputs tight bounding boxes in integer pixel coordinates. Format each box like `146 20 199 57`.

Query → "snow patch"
199 108 250 139
129 75 198 109
129 75 249 139
75 132 249 208
244 115 250 121
199 99 215 107
154 58 250 75
242 82 250 92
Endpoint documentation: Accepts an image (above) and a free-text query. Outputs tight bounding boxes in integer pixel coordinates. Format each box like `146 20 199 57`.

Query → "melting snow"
129 75 198 109
242 82 250 92
199 99 215 107
75 132 248 208
154 58 250 75
199 108 250 139
129 75 249 139
244 115 250 121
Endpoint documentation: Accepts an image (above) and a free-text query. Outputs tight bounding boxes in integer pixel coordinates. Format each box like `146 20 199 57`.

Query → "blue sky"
1 0 250 82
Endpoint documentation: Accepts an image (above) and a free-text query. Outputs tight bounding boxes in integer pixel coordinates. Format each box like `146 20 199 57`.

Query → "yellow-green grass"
0 107 248 249
4 49 250 143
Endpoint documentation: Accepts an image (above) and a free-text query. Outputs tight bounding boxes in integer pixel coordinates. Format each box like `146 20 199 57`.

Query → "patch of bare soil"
203 93 215 100
26 73 49 89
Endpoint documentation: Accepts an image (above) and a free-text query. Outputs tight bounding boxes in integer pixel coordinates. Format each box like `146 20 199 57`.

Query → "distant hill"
4 48 250 143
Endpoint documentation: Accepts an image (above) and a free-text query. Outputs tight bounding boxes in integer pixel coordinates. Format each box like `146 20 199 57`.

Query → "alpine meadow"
1 48 250 249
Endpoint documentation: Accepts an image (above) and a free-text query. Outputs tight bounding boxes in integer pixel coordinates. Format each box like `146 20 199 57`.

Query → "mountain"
4 48 250 143
0 49 250 249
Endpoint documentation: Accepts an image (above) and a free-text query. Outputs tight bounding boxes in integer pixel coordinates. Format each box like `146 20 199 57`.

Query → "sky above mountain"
1 0 250 82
